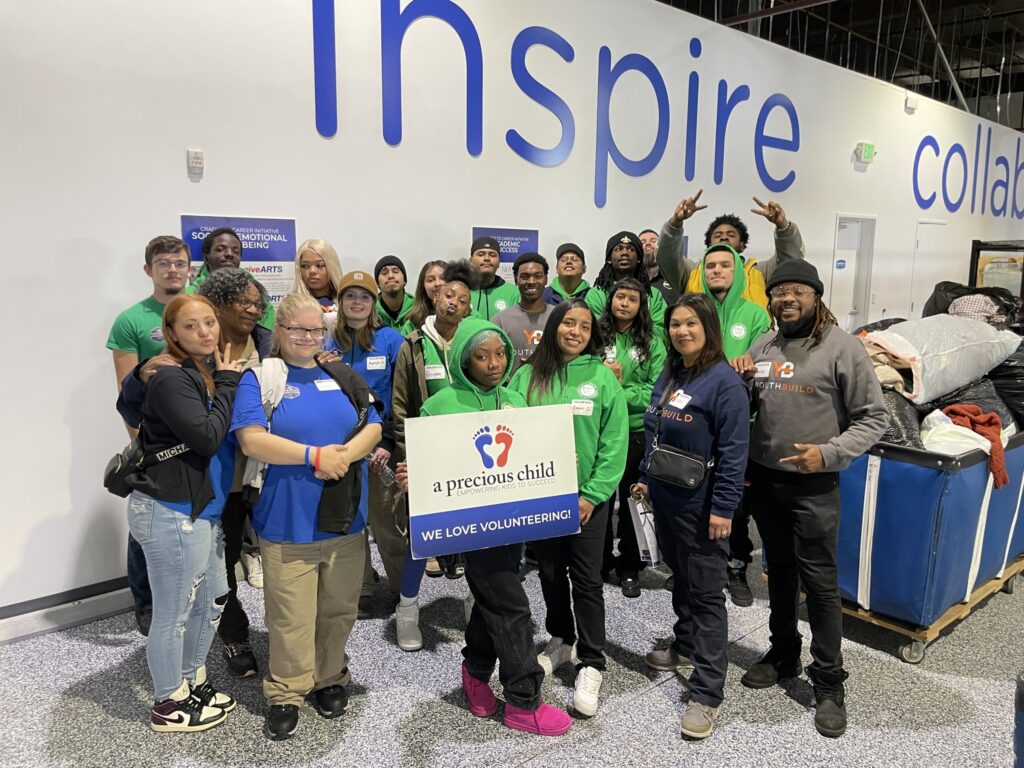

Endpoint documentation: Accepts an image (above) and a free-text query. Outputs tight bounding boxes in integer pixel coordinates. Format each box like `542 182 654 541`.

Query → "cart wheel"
898 641 926 664
1002 574 1017 595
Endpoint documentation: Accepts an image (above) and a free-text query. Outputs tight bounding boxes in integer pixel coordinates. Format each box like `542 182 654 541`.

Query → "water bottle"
367 454 396 487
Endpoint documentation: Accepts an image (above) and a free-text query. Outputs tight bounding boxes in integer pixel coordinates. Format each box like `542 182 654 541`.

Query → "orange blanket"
943 404 1008 488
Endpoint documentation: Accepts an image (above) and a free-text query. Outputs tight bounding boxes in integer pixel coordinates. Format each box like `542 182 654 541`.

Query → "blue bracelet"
304 445 311 468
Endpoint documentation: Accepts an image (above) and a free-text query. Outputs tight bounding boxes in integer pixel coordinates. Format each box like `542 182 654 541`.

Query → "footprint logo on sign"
473 426 494 468
494 425 514 468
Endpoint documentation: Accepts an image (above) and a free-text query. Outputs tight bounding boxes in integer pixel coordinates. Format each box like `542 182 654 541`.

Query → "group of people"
105 193 887 743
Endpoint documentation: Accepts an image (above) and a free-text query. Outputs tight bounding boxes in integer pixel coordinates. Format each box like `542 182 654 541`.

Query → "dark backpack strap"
316 359 384 442
403 334 424 419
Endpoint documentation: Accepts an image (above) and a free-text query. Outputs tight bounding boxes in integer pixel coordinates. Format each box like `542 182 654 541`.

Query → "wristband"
314 446 322 472
304 445 311 468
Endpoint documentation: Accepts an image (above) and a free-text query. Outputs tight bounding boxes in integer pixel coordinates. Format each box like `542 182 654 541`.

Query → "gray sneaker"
645 646 694 676
537 637 573 676
395 602 423 652
680 701 718 739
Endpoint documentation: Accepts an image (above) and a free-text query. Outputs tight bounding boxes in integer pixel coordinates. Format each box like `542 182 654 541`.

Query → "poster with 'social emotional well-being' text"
405 405 579 558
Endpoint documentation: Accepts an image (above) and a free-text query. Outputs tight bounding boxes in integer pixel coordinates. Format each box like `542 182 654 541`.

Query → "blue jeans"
127 534 152 612
127 492 228 700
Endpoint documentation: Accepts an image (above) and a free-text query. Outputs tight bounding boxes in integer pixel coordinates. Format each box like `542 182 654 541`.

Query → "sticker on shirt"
314 379 340 392
729 323 748 339
366 356 386 371
577 382 597 399
283 384 301 399
754 361 772 378
668 389 692 410
571 399 594 416
148 327 165 343
425 364 447 381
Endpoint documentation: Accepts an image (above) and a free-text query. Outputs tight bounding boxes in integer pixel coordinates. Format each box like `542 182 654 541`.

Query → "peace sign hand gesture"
751 197 789 230
670 189 709 227
214 343 244 373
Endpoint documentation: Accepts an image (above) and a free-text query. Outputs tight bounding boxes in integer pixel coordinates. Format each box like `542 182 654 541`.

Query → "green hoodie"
420 317 526 416
508 354 627 506
699 244 772 359
187 263 276 331
469 277 520 321
376 292 415 331
549 278 606 319
610 331 667 432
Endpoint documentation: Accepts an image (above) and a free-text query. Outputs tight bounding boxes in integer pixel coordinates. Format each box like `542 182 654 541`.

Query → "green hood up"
419 316 525 416
699 244 771 359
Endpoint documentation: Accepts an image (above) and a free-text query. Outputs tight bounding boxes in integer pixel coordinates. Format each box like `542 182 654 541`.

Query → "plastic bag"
921 378 1017 434
920 410 992 456
865 315 1020 403
880 390 924 448
922 280 1019 322
988 342 1024 430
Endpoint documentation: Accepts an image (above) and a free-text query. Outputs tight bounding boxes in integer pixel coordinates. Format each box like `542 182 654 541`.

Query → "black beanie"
765 260 824 296
374 255 407 283
556 242 585 263
471 236 500 255
605 231 642 262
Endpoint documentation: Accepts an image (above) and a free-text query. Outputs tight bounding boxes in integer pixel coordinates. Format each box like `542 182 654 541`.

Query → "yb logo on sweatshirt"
753 360 815 394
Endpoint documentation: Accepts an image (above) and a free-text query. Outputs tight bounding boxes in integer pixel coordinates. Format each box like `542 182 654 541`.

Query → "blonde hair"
293 239 343 299
272 292 327 356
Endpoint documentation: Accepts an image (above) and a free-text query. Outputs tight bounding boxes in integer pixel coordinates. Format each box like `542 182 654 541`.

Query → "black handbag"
103 438 189 498
646 385 714 490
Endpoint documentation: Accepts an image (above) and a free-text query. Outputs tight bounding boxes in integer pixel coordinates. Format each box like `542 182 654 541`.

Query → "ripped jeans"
128 492 228 700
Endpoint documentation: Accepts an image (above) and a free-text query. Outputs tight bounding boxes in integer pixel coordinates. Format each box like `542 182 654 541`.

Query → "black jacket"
127 360 240 517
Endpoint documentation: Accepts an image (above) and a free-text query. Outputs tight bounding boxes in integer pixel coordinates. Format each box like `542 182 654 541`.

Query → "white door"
909 219 958 318
828 216 876 331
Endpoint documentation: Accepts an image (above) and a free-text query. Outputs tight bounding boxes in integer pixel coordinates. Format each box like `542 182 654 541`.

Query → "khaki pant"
361 470 407 597
260 531 365 705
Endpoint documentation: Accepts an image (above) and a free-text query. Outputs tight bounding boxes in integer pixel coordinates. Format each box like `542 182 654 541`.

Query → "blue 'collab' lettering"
313 0 802 206
913 127 1024 219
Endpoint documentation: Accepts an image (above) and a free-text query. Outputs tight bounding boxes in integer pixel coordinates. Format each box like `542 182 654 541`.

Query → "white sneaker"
464 594 475 625
395 602 423 652
537 637 573 677
242 552 264 589
573 666 602 717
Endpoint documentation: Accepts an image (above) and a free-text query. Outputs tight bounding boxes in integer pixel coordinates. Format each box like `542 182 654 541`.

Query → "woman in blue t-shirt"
232 292 382 742
633 294 750 740
125 294 243 733
325 270 406 614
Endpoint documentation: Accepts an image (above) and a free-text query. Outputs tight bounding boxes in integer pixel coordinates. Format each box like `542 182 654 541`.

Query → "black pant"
463 543 544 709
653 504 728 707
604 431 646 577
127 534 152 612
534 501 608 671
748 462 844 678
218 492 251 645
728 481 756 566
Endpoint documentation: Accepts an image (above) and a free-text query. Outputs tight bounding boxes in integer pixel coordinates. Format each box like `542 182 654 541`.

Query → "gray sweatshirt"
748 324 887 473
655 218 805 294
492 303 554 375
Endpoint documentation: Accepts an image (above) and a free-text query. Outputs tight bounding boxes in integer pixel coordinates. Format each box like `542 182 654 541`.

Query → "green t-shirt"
106 295 167 360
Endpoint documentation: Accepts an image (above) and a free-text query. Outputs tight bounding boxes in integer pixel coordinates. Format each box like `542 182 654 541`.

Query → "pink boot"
461 662 498 717
503 702 572 736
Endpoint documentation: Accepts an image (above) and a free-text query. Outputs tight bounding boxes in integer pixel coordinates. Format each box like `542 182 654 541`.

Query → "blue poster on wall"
181 214 297 305
472 226 539 281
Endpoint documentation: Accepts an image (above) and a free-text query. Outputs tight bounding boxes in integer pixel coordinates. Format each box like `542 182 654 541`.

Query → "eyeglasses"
558 254 582 264
152 259 189 271
235 297 267 312
769 286 816 299
281 325 326 339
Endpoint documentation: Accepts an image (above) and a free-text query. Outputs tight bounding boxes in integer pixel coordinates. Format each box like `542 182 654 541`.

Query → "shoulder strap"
403 334 424 419
317 359 384 442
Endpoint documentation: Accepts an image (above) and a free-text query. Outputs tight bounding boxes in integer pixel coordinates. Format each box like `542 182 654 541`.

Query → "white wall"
2 0 1022 613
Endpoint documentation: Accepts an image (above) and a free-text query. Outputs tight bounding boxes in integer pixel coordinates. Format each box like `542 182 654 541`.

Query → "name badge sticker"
425 364 446 381
366 356 386 371
669 390 692 410
571 399 594 416
314 378 341 392
754 361 772 378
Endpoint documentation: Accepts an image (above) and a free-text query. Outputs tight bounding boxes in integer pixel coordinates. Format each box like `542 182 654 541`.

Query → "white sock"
399 595 418 608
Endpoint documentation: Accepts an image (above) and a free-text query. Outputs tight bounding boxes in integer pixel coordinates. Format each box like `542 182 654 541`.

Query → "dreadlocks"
766 297 838 351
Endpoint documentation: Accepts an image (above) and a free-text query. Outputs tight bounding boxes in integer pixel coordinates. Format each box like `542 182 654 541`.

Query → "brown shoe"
645 647 693 675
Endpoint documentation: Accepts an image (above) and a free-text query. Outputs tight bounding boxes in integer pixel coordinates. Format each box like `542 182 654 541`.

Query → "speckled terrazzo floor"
1 536 1020 768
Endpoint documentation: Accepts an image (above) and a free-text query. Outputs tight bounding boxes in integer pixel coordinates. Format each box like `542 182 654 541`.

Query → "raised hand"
751 196 789 230
214 343 244 373
669 189 708 227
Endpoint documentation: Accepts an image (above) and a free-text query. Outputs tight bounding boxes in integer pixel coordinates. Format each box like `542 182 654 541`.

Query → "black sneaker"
620 572 641 598
151 694 226 733
357 594 373 620
307 684 348 719
663 574 675 592
192 680 236 712
223 641 258 678
741 647 802 689
728 567 754 607
445 555 466 580
810 670 849 738
135 608 152 637
265 704 299 741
